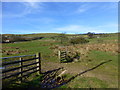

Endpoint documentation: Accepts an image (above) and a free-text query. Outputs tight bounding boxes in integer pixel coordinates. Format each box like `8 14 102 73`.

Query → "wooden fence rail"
1 52 41 83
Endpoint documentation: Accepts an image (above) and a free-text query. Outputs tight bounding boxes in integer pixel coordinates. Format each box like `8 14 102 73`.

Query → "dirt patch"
2 46 29 55
2 50 29 55
41 61 86 75
2 47 20 49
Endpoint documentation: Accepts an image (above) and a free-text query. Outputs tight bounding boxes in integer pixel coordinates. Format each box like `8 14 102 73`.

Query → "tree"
87 32 95 39
58 32 68 45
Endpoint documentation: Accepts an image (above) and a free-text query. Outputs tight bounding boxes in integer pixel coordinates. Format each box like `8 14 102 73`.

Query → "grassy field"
2 33 119 88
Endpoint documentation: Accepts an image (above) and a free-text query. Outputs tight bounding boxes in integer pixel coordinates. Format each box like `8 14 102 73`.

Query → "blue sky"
2 2 118 34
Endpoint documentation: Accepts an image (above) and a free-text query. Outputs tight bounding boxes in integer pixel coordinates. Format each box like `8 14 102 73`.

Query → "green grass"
67 77 108 88
59 46 118 88
88 35 118 44
4 74 43 89
86 50 118 87
2 33 118 88
2 39 60 62
87 50 118 65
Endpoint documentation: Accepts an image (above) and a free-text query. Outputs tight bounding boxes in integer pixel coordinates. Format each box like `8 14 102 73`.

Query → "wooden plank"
1 54 36 59
2 62 39 73
61 56 66 58
4 69 39 85
2 57 38 66
2 66 39 80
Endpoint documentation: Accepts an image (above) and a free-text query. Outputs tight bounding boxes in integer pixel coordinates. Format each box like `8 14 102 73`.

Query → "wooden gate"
1 53 41 84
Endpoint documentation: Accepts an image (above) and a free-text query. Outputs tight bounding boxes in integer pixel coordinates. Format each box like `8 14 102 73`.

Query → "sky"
2 2 118 34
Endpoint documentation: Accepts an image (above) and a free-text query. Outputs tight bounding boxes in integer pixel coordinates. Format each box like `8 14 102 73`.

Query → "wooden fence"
1 53 41 83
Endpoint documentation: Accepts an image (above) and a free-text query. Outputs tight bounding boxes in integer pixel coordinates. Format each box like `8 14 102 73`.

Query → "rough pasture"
2 33 119 88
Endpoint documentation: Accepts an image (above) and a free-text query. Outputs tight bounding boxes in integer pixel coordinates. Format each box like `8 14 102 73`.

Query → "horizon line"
1 32 119 35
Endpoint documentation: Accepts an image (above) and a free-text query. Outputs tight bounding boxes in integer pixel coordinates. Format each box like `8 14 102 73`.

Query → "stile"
59 51 67 63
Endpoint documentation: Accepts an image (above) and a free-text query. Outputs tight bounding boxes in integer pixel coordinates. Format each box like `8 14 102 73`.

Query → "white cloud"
54 23 118 33
21 2 44 15
97 23 118 28
3 1 43 18
75 2 117 14
101 2 118 10
75 3 96 13
23 0 42 8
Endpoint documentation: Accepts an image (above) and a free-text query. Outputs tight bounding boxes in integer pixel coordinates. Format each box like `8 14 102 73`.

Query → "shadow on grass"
41 60 112 89
2 74 43 90
41 67 64 88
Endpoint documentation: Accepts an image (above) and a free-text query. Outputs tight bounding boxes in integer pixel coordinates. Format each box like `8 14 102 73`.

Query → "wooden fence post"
4 60 6 79
58 50 61 60
19 57 23 83
36 53 41 75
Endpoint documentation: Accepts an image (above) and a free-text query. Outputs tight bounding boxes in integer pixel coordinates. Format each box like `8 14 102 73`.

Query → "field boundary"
1 53 41 83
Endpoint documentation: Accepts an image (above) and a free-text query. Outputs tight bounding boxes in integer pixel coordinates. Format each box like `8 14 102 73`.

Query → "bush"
58 33 68 45
87 32 95 39
97 39 104 43
70 37 89 45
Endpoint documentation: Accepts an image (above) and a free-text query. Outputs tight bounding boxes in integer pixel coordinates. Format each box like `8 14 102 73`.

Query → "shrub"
58 33 68 45
97 39 104 43
87 32 95 39
70 37 89 45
